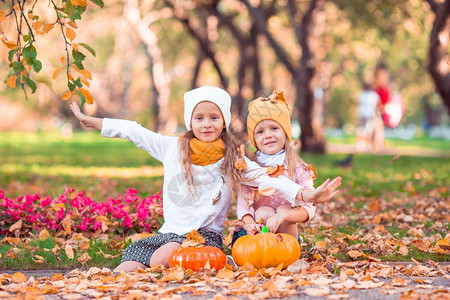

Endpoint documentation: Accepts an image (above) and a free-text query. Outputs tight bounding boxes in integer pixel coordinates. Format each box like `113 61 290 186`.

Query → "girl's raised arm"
69 102 103 130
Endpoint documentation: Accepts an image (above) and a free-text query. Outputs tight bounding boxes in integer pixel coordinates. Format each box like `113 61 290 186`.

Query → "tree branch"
164 0 229 88
241 0 296 75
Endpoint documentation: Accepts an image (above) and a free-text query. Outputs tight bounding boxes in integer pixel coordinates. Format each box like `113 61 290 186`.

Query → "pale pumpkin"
231 228 301 269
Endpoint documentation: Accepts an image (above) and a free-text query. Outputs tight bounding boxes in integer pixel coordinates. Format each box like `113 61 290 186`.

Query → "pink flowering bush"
0 188 163 236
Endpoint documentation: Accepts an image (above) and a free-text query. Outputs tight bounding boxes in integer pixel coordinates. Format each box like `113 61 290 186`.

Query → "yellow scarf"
189 138 225 166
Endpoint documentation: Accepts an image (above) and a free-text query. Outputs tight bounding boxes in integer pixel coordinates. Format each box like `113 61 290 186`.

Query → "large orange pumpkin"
168 230 226 271
231 227 301 269
168 245 226 271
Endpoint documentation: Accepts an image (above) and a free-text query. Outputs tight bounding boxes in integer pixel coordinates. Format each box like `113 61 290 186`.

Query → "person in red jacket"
373 66 390 152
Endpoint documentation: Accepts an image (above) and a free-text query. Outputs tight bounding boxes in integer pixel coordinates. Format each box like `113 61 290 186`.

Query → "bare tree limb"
242 0 296 75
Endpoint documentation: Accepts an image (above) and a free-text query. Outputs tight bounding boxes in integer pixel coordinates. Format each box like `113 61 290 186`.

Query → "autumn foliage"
0 0 103 104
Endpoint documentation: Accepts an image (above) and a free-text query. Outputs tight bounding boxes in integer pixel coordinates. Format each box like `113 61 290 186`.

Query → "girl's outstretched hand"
301 176 342 203
69 102 103 130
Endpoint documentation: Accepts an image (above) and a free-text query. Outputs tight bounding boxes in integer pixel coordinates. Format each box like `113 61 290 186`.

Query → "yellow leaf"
72 43 79 51
1 37 17 49
77 252 92 265
315 241 327 251
313 253 323 261
78 88 94 104
32 255 44 263
1 237 21 245
13 5 19 10
62 91 72 101
309 163 317 179
62 217 72 235
266 164 286 178
234 157 247 170
74 65 92 80
61 56 66 63
180 229 206 248
32 20 42 31
66 28 76 41
78 0 87 7
43 23 54 33
411 239 431 252
53 202 65 211
215 268 235 279
369 201 379 213
65 244 74 259
347 250 364 259
50 273 64 281
9 219 22 232
158 268 184 282
39 229 50 241
28 12 34 19
0 14 6 23
80 76 90 87
12 272 27 283
398 246 409 256
52 67 64 79
7 75 16 88
68 20 78 28
431 239 450 254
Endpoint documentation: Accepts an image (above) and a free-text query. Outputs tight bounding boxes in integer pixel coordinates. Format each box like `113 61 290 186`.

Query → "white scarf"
256 149 286 167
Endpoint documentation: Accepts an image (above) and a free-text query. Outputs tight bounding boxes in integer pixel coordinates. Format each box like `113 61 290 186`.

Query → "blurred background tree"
0 0 448 152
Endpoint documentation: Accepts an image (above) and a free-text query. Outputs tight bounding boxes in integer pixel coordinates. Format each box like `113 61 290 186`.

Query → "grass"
1 131 449 268
0 236 130 270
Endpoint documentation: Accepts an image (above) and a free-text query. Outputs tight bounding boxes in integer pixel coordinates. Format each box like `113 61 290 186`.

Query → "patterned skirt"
121 228 223 266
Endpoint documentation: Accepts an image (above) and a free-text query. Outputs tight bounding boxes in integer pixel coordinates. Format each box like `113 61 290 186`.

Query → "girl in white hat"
70 86 340 272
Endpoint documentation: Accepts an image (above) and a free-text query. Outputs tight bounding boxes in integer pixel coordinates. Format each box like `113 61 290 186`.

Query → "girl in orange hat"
234 91 341 242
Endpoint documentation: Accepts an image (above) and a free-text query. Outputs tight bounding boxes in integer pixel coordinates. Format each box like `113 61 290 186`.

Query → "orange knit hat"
247 90 292 147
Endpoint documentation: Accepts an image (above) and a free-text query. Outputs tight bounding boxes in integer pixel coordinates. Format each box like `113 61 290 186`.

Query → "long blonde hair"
179 129 247 201
284 139 304 181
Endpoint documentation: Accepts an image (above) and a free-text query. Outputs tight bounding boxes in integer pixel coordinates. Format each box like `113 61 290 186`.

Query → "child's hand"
69 102 89 127
265 213 285 233
69 102 103 130
243 223 261 235
302 176 342 203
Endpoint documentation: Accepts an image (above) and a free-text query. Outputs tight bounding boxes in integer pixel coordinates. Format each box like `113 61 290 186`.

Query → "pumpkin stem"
261 226 268 233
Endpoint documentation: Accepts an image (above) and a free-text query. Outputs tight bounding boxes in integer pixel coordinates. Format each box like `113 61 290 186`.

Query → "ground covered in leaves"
1 182 449 299
1 260 449 299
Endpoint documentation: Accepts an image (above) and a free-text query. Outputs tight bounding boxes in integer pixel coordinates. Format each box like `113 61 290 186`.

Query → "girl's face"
191 101 225 142
254 120 286 155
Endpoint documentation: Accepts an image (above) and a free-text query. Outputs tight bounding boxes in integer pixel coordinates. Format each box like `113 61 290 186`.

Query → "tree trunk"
124 0 171 133
426 0 450 114
296 0 327 153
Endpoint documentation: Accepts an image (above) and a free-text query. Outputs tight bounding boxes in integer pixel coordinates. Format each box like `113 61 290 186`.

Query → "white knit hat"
184 86 232 130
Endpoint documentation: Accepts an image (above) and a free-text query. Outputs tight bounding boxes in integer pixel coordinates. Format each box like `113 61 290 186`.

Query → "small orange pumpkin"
231 226 301 269
168 230 226 271
169 245 226 271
